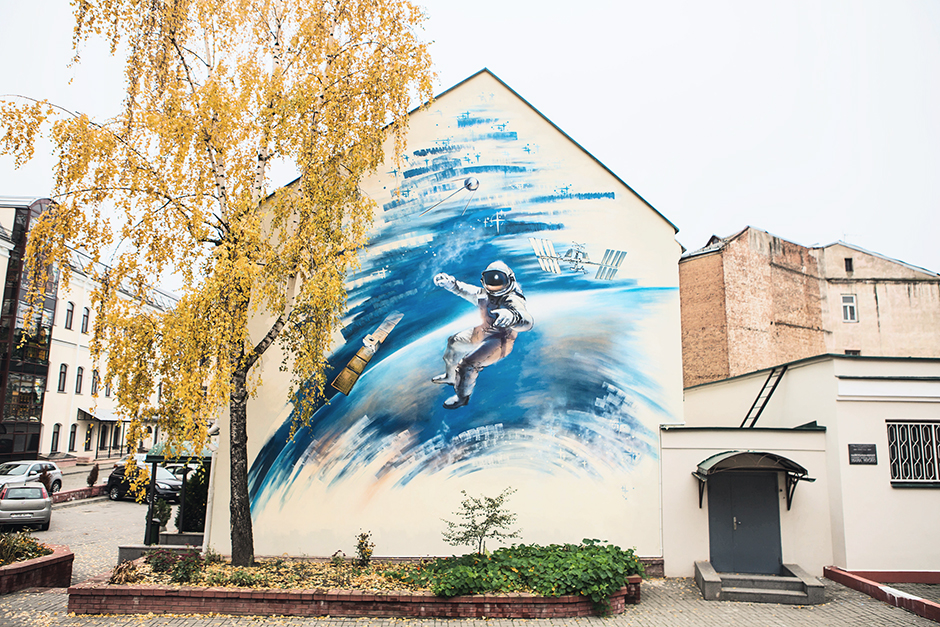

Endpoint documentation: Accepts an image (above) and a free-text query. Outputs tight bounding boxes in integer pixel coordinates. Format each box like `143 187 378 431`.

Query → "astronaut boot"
443 394 470 409
431 373 455 386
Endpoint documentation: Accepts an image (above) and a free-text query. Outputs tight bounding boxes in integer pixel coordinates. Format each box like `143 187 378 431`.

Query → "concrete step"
719 573 805 591
720 586 811 605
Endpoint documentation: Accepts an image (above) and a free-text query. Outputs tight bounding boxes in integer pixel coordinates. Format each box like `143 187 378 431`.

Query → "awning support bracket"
785 472 816 510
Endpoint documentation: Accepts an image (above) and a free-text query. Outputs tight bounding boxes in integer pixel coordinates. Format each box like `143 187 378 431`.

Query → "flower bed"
0 544 73 594
68 573 641 618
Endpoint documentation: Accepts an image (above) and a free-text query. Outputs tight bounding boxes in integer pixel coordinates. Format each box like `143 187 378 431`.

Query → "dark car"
106 464 182 502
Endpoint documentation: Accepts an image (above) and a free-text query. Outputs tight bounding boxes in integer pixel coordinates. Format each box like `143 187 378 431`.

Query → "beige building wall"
814 243 940 358
40 273 128 458
660 426 831 577
208 71 684 560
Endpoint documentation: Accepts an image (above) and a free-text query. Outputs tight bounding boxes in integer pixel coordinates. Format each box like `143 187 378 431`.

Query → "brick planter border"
52 484 107 504
68 574 642 618
0 544 74 594
825 566 940 623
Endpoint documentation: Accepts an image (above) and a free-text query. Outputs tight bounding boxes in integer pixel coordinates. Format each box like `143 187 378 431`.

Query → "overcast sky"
2 0 938 272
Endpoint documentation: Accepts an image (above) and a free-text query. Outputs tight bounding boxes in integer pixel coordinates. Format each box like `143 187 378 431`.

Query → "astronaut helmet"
481 260 516 296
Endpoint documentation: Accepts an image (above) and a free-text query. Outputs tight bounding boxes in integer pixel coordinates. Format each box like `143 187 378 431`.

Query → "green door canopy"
692 450 815 510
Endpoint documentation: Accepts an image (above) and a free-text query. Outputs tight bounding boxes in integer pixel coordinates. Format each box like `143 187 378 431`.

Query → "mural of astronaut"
432 260 534 409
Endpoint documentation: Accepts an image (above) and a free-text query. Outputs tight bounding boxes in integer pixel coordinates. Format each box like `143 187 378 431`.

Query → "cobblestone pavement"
41 494 164 585
888 582 940 604
0 577 936 627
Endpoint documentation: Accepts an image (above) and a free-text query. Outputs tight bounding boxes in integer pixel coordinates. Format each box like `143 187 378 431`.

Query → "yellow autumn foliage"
1 0 433 565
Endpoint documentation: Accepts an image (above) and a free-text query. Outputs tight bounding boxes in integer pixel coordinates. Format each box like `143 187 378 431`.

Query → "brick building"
679 227 940 387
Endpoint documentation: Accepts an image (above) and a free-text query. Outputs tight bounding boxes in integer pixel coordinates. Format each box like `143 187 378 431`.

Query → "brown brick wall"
686 229 826 384
679 252 729 388
0 544 73 594
68 576 642 618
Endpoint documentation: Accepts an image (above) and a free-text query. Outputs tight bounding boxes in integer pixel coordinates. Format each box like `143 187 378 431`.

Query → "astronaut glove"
433 273 456 289
491 308 516 328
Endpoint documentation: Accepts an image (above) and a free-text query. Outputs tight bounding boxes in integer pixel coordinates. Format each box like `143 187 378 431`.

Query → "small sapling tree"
86 463 99 487
442 487 521 554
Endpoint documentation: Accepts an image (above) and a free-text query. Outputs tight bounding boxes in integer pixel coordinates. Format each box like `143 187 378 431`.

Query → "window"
68 424 77 452
84 426 93 451
50 424 61 453
844 257 854 272
845 349 861 356
81 307 90 333
91 370 99 395
64 302 74 329
75 367 84 394
57 364 68 393
841 294 858 322
887 421 940 485
105 382 111 398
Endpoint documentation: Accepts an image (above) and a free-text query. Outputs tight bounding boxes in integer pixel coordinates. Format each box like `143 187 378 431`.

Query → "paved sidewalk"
0 577 935 627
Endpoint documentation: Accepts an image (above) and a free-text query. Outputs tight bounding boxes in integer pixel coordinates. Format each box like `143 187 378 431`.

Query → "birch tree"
0 0 433 566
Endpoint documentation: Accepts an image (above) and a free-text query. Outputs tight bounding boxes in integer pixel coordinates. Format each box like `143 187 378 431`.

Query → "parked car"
0 461 63 493
0 482 52 531
106 464 182 502
165 462 201 480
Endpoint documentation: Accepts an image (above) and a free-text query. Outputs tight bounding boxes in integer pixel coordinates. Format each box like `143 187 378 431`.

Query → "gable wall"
208 71 683 560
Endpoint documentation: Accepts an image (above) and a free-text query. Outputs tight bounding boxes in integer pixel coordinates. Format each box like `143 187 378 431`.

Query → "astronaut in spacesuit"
432 260 534 409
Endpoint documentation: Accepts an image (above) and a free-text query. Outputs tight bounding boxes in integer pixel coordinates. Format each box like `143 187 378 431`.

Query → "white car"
0 461 64 493
0 482 52 531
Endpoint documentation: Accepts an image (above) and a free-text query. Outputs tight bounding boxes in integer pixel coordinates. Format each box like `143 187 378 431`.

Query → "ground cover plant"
0 531 52 567
389 539 645 611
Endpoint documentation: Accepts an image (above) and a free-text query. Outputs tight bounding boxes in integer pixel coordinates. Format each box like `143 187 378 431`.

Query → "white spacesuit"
432 261 534 409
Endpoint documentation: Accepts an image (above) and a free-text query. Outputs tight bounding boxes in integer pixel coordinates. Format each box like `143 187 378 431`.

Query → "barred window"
887 421 940 485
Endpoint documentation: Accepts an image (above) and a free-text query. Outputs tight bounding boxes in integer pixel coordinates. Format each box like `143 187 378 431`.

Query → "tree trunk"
229 368 254 566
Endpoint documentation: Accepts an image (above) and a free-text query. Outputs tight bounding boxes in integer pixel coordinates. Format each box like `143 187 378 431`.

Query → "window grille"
887 421 940 484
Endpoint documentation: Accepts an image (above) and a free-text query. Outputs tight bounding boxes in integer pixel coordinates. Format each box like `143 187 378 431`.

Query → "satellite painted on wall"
331 312 404 395
529 238 627 280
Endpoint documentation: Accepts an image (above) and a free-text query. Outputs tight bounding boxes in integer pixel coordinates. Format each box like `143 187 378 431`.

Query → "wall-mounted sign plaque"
848 444 877 465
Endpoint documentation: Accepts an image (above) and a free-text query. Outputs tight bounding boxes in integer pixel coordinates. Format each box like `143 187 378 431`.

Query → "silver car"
0 461 64 493
0 482 52 530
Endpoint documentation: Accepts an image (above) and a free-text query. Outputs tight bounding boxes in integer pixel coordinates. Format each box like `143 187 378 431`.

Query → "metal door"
708 471 782 574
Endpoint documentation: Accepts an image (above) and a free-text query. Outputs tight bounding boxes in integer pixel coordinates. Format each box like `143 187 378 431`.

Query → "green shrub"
152 498 172 527
226 567 262 587
355 531 374 567
171 550 204 583
145 548 179 573
393 539 644 613
86 463 99 487
174 467 208 532
203 547 223 565
0 531 52 567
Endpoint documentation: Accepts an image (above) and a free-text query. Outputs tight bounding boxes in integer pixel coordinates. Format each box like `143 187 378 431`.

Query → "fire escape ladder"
740 365 788 428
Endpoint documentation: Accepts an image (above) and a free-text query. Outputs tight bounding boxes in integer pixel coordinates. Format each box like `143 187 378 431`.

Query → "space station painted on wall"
242 70 682 557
